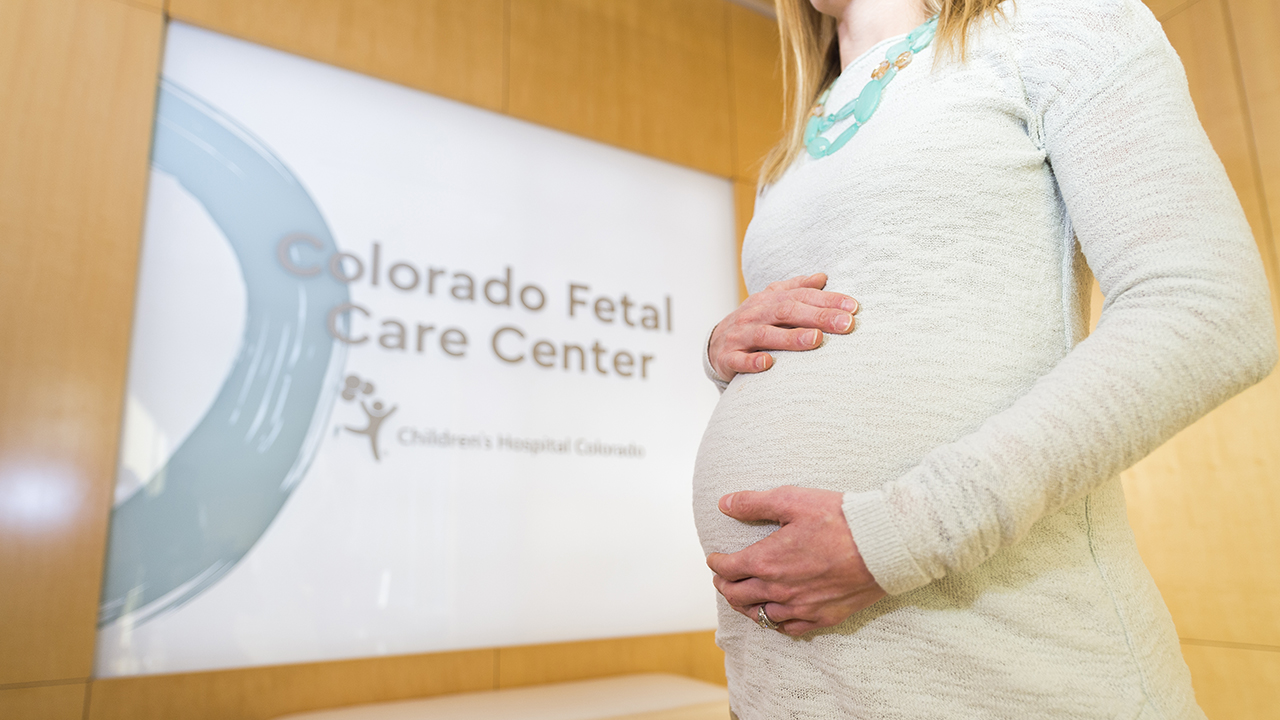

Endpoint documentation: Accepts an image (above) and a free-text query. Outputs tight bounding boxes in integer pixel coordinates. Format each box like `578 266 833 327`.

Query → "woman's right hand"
708 273 859 383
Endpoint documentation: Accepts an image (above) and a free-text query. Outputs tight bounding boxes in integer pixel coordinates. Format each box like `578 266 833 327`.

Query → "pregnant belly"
691 317 1062 556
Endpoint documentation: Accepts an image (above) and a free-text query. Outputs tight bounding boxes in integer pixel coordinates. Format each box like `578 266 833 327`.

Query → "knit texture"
692 0 1277 717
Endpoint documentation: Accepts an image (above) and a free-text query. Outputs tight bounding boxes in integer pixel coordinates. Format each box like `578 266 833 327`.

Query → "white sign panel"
97 22 738 677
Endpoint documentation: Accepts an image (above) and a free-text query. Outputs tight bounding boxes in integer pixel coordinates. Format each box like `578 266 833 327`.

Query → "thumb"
719 488 792 523
799 272 828 290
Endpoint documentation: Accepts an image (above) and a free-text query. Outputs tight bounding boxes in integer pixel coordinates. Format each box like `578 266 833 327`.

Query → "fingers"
790 287 860 314
706 529 792 583
737 296 854 335
760 602 805 626
718 487 797 524
728 603 756 623
726 602 814 637
712 574 776 607
707 549 755 583
776 619 820 636
760 275 857 318
766 273 829 292
709 274 858 381
731 324 825 358
717 351 774 376
747 602 790 627
728 300 854 341
712 312 850 377
713 575 786 627
731 600 840 637
761 302 855 335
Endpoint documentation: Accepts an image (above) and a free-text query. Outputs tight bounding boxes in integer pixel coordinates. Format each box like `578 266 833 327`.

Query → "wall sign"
97 22 737 676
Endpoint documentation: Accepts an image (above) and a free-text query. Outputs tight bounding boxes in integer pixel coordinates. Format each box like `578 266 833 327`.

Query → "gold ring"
756 605 780 630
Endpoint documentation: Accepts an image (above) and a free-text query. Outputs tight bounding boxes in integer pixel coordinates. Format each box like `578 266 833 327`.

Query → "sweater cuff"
703 325 730 393
842 490 932 596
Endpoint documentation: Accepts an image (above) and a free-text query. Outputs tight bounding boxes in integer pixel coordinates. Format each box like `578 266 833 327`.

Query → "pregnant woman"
694 0 1276 717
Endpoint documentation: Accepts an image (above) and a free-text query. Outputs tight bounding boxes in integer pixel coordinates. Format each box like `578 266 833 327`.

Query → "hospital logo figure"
341 374 396 461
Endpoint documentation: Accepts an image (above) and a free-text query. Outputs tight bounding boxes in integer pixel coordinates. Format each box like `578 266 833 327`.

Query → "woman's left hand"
706 486 886 636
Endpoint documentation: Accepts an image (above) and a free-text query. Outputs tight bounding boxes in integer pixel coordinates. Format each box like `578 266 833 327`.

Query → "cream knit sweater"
693 0 1277 717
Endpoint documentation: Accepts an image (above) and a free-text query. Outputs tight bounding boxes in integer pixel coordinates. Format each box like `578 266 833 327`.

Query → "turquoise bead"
825 122 861 155
852 79 883 123
803 15 936 160
887 38 913 59
911 30 935 53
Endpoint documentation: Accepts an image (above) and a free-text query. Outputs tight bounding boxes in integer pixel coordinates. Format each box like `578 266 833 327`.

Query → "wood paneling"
732 180 755 301
1143 0 1199 21
112 0 166 13
0 0 163 686
727 3 782 181
7 0 1275 716
687 631 728 687
1088 280 1105 332
497 631 725 689
1095 0 1280 702
507 0 735 176
84 632 725 720
0 683 87 720
166 0 505 111
1116 0 1280 651
1226 0 1280 295
1162 0 1270 248
1180 643 1280 719
1122 371 1280 647
85 649 495 720
6 0 735 713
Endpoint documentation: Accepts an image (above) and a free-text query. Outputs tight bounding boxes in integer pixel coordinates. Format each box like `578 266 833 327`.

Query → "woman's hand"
707 486 886 636
708 273 858 382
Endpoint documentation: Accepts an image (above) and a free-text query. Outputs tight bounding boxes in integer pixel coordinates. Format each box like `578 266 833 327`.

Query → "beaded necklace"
805 16 939 158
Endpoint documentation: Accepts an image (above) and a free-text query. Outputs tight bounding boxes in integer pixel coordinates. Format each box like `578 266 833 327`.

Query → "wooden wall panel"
497 631 724 689
686 632 729 687
23 0 1280 716
0 683 87 720
1226 0 1280 295
727 3 783 182
1143 0 1196 20
732 180 755 301
122 0 166 12
81 632 727 720
1122 372 1280 647
0 0 163 686
1117 0 1280 672
1119 0 1280 651
1181 643 1280 719
166 0 505 112
507 0 735 177
85 649 495 720
1162 0 1269 246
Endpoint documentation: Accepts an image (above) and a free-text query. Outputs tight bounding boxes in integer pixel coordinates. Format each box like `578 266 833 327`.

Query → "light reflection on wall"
0 462 82 532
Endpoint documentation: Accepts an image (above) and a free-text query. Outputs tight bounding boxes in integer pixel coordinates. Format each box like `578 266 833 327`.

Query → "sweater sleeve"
842 0 1278 595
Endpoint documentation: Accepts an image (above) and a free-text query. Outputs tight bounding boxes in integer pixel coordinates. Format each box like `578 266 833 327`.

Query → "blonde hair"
759 0 1009 185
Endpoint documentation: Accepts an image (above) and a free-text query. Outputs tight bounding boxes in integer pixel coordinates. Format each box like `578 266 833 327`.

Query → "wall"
1 0 1276 718
0 1 782 718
